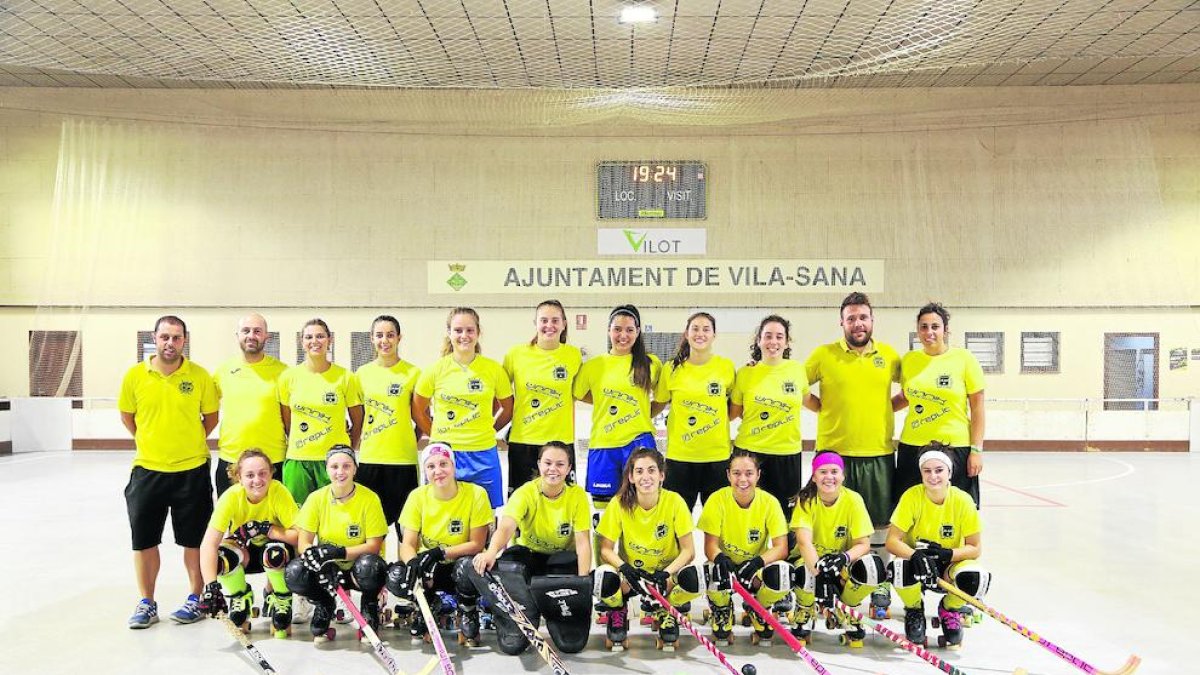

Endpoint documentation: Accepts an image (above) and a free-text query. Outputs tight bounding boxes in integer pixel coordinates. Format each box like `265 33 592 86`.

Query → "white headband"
918 450 954 477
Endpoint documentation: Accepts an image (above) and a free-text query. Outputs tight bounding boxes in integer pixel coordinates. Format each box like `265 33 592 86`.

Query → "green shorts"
282 458 330 505
842 455 894 527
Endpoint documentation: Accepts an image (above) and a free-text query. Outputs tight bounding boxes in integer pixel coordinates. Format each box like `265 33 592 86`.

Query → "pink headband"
812 452 845 473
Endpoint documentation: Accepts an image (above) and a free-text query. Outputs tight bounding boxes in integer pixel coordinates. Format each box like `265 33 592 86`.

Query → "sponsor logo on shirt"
687 416 697 426
914 404 924 415
937 375 951 388
553 366 568 380
299 422 309 432
654 523 668 540
325 391 337 404
531 398 541 409
940 524 954 539
347 524 361 538
834 525 847 539
449 519 464 535
179 381 194 394
468 378 483 392
388 383 401 396
446 410 456 420
748 529 761 543
608 405 619 416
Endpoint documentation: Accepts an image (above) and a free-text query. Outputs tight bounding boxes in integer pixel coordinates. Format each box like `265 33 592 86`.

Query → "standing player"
730 315 808 518
803 293 901 618
278 318 364 506
657 312 735 511
894 303 986 507
698 450 791 646
886 444 989 649
594 448 702 651
503 300 582 495
120 315 219 628
355 315 421 538
212 313 287 496
574 305 663 511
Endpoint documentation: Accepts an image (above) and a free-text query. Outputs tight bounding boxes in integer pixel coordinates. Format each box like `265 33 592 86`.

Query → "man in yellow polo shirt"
803 292 903 619
119 315 219 629
212 313 287 496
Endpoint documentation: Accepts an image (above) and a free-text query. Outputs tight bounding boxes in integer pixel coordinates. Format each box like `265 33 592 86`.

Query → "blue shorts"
586 432 658 500
455 446 503 509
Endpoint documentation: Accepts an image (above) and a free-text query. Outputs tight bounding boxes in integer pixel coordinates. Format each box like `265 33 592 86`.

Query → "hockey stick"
641 580 753 675
937 580 1140 675
830 596 970 675
481 571 570 675
334 585 403 675
732 578 831 675
216 612 278 674
412 584 456 675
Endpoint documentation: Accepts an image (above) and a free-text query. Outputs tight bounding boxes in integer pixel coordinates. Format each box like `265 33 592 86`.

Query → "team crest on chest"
557 522 571 537
347 524 361 539
748 529 762 543
783 381 796 395
937 375 951 388
388 383 401 396
325 391 337 404
834 525 848 538
179 381 194 394
553 366 568 380
940 524 954 539
708 381 722 396
873 356 884 368
654 523 668 540
468 378 483 392
449 519 464 535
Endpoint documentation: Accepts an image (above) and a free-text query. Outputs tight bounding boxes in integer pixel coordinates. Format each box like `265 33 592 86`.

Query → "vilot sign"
597 228 707 255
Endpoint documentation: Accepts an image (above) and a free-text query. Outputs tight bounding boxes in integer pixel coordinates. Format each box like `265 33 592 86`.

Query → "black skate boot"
710 603 734 645
936 599 963 649
311 596 336 643
266 590 293 638
904 604 927 646
604 601 629 651
456 602 481 647
656 608 679 651
789 603 815 644
229 588 255 632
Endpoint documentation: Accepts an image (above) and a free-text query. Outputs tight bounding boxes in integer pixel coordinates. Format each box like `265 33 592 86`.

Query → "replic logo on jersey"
557 522 571 537
937 375 951 388
708 381 721 396
687 416 697 426
655 523 668 540
449 519 464 535
834 525 848 538
299 422 309 432
914 404 924 415
347 524 361 539
608 405 619 416
940 524 954 539
748 529 762 543
553 366 568 380
388 383 401 396
468 378 483 392
531 399 541 409
325 391 337 404
783 381 796 395
874 356 885 368
447 410 456 420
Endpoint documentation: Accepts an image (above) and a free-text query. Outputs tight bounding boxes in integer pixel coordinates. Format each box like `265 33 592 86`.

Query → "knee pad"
675 566 701 595
452 557 479 597
532 575 592 621
792 564 815 593
283 558 313 596
546 551 578 575
261 542 290 570
704 562 732 591
761 561 791 594
953 568 991 600
890 558 918 588
217 544 243 576
352 554 388 594
850 553 887 586
495 557 531 583
385 561 411 597
594 565 621 599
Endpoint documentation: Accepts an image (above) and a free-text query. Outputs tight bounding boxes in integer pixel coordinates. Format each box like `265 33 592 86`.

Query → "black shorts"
842 454 895 526
741 449 804 520
507 441 577 497
214 458 284 497
894 443 980 509
664 458 729 513
355 463 419 525
125 462 213 550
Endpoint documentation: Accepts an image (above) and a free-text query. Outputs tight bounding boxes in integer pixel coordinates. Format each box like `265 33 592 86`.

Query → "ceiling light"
619 5 657 24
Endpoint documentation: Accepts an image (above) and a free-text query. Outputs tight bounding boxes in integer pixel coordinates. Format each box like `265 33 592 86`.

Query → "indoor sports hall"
1 2 1196 674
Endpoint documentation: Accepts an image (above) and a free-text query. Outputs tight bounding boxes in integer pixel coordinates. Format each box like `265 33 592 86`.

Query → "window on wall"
1021 332 1060 373
351 332 374 371
136 330 191 363
640 332 680 366
29 331 83 397
295 332 334 364
263 332 281 360
965 332 1004 374
908 332 920 352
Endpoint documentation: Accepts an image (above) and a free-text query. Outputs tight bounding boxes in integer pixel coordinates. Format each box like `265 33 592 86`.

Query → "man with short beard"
120 315 219 628
803 292 903 620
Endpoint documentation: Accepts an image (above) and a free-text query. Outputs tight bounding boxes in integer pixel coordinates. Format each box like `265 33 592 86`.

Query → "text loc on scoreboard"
597 161 707 219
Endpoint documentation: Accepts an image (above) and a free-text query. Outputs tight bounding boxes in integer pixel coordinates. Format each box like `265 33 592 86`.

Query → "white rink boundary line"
1017 457 1136 491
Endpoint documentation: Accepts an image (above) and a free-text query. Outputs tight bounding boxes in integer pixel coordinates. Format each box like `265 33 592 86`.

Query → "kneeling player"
282 445 389 643
594 448 702 651
199 449 300 637
886 443 989 649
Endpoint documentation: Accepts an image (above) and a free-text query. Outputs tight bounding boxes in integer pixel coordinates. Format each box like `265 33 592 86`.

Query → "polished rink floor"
0 450 1187 675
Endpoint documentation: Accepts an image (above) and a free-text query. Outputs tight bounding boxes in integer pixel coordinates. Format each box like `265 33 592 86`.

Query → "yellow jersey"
656 356 735 463
503 343 582 445
209 480 299 545
212 355 288 464
899 348 985 447
596 489 692 572
889 485 981 549
574 353 662 448
399 482 493 555
804 340 901 457
731 360 807 456
415 355 513 451
296 483 388 569
789 487 874 557
697 487 788 563
118 357 219 472
356 359 421 465
506 478 592 554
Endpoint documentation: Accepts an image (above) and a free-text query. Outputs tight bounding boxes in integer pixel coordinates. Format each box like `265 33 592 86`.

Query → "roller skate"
710 603 734 645
455 602 481 647
772 596 793 626
603 602 628 651
311 597 337 643
228 588 255 632
358 597 381 643
870 583 892 620
749 608 773 646
656 608 679 651
334 590 352 624
265 590 293 638
935 599 963 649
904 604 927 647
408 608 429 643
788 603 814 645
837 609 865 648
391 600 415 629
960 604 981 626
639 598 658 628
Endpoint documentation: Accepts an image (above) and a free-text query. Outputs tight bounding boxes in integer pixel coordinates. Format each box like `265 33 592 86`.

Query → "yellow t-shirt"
899 348 985 447
789 487 874 557
889 485 981 549
656 356 735 463
415 355 513 452
399 482 494 555
118 357 219 473
596 489 692 572
356 359 421 465
212 355 288 464
506 478 592 554
573 353 662 449
296 483 389 569
697 487 788 564
503 343 582 445
805 340 901 457
208 480 299 545
731 360 808 456
277 364 363 462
